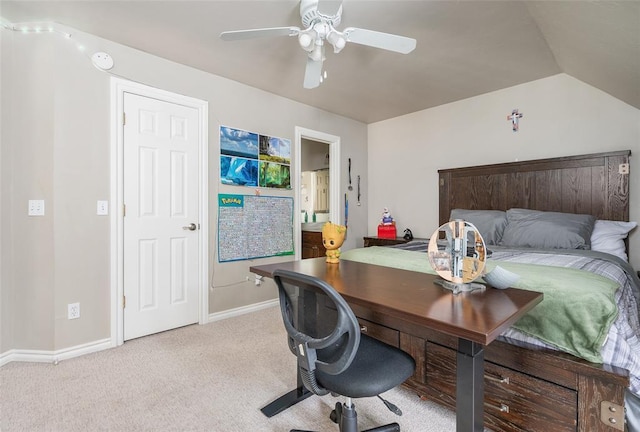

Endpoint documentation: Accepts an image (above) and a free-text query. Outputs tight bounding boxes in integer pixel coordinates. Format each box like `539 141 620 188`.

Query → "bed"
341 150 638 432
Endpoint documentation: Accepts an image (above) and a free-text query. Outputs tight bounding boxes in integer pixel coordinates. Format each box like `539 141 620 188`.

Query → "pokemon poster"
220 126 291 189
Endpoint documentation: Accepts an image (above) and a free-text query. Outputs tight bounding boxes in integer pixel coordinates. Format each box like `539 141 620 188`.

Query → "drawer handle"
485 402 510 413
360 325 368 333
485 373 509 385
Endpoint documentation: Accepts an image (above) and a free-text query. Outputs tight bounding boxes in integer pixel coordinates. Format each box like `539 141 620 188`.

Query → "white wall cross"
507 109 524 132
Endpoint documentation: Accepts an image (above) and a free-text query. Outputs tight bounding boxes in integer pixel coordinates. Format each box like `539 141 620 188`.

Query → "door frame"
294 127 340 260
110 78 209 346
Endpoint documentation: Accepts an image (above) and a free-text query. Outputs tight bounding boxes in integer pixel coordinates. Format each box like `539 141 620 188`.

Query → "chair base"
290 401 401 432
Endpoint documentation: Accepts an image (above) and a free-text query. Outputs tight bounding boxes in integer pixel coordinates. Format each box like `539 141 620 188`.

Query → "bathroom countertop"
301 222 325 232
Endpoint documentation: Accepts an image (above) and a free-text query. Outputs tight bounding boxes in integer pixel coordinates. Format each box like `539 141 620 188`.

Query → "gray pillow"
500 208 596 250
449 209 508 245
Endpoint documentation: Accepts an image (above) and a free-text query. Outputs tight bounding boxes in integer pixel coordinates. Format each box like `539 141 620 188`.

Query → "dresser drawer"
302 230 322 243
484 362 577 431
357 318 400 348
302 231 326 259
425 342 577 432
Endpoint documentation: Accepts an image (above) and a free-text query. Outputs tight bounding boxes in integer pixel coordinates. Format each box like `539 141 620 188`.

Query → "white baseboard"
0 338 113 367
208 299 278 323
0 301 279 367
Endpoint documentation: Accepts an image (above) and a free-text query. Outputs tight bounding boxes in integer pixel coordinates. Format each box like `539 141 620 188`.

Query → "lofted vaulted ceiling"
2 1 639 123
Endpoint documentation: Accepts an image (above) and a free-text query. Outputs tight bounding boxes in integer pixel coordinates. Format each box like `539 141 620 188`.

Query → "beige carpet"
0 306 461 431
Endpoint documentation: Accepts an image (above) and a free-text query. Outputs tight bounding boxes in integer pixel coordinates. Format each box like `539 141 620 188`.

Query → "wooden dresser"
302 231 326 259
354 309 626 432
363 236 410 247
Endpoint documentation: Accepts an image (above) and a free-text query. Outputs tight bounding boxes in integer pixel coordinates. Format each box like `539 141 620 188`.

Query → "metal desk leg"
260 385 312 418
457 339 484 432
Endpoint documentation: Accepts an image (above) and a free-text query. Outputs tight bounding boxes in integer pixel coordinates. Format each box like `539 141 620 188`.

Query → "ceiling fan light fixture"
298 32 314 51
298 25 319 52
327 29 345 53
221 0 417 88
312 21 328 39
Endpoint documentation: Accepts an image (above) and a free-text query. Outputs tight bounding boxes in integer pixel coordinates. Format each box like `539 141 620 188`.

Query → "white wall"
0 25 367 354
368 73 640 269
6 28 637 357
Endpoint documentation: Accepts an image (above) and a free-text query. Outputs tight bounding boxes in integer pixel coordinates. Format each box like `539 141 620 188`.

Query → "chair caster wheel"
330 402 342 424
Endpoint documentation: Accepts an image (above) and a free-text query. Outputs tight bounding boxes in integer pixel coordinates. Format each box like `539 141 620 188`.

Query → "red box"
377 224 397 239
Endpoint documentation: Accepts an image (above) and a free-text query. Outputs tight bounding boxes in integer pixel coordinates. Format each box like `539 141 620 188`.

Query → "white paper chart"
217 194 294 262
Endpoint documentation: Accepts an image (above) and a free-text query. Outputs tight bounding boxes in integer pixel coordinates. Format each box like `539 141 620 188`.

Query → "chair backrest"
273 269 361 396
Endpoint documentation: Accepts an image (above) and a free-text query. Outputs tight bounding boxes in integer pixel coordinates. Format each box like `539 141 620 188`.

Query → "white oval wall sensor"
91 52 114 70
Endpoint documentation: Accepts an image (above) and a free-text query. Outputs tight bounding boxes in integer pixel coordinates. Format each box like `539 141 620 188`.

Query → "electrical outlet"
619 163 629 175
97 200 109 215
68 303 80 320
28 200 45 216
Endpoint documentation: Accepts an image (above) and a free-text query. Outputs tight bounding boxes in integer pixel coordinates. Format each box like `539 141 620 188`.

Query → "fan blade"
343 27 416 54
316 0 343 17
303 57 323 89
220 27 300 41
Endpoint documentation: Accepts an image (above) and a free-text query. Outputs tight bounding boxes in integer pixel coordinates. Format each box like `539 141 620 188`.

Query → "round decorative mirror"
428 220 487 293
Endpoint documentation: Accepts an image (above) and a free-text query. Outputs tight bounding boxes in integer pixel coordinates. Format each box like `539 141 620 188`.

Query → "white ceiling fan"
220 0 417 89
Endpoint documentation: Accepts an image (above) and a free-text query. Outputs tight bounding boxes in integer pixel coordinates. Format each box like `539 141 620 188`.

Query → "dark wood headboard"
438 150 631 226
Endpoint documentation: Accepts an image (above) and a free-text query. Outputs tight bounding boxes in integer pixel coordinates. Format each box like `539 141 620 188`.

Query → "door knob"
183 223 197 231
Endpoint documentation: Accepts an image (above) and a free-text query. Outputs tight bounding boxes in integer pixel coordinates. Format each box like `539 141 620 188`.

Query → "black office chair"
273 269 416 432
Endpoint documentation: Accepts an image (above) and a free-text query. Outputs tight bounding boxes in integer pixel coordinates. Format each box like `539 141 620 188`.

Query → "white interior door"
123 92 200 341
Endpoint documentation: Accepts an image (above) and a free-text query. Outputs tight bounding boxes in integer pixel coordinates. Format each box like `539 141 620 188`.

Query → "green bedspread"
340 247 619 363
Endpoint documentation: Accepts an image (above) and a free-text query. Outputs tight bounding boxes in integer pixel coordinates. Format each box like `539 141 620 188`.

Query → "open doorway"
300 139 330 258
300 139 331 222
294 127 340 260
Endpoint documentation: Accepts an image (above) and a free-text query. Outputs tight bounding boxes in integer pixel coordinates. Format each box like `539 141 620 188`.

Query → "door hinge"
123 204 126 217
122 296 126 309
123 112 126 126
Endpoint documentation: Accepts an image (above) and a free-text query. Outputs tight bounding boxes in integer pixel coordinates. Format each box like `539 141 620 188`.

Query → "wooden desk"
251 258 543 432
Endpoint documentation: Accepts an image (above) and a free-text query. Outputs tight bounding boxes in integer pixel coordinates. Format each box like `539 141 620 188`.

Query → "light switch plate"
28 200 45 216
97 200 109 215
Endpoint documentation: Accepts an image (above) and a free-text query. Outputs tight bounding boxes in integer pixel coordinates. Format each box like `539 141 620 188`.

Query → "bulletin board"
217 194 294 262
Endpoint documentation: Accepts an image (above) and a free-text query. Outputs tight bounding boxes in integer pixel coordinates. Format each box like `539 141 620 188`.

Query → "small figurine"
322 222 347 264
381 207 394 226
